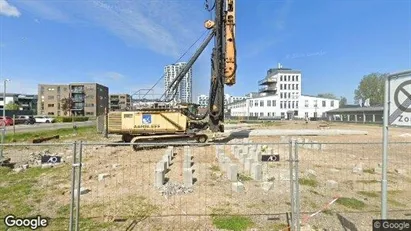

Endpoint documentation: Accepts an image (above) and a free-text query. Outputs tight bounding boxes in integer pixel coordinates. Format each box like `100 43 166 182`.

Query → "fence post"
294 140 301 231
75 141 83 231
289 139 300 231
69 142 77 231
289 139 295 231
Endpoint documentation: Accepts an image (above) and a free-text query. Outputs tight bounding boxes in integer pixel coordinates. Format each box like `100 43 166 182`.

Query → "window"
292 101 295 109
249 100 253 107
314 100 318 107
48 96 54 100
296 101 299 108
260 100 264 107
280 93 283 99
48 112 54 115
41 102 44 110
272 100 276 107
288 93 291 98
268 112 271 116
280 84 283 90
288 75 290 81
331 101 335 107
292 84 295 90
305 112 308 118
267 100 271 106
58 103 60 109
288 101 291 108
47 104 54 107
85 103 94 107
322 100 326 107
260 112 263 116
280 75 283 81
296 84 299 90
292 76 294 81
296 76 299 81
254 101 258 107
280 101 283 109
249 112 253 116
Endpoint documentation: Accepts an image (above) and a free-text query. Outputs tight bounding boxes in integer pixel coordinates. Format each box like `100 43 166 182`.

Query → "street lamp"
3 79 10 125
0 78 10 162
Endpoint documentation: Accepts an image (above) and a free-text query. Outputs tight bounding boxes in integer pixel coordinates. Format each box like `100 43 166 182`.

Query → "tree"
61 98 74 116
5 102 19 110
354 73 387 106
339 97 347 107
317 93 338 99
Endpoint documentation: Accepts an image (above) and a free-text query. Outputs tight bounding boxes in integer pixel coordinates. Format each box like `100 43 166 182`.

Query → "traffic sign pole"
382 76 389 219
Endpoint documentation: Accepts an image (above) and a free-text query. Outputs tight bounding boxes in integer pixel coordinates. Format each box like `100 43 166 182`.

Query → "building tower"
164 62 193 103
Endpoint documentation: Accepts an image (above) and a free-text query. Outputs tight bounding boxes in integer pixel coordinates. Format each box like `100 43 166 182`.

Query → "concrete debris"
13 167 24 173
98 173 110 181
73 187 91 197
306 169 317 177
326 180 338 189
352 163 363 174
159 182 193 197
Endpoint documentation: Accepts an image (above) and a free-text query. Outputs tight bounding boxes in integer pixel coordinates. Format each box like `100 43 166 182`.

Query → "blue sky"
0 0 410 104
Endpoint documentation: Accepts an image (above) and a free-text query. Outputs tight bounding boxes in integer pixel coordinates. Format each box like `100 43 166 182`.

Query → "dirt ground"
2 121 411 231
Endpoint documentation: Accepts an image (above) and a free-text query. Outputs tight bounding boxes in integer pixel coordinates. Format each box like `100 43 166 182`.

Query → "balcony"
259 86 277 93
71 87 84 93
72 97 84 102
258 76 278 85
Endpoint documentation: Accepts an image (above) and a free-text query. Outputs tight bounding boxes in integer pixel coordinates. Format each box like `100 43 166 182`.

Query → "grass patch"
5 126 97 143
357 191 379 198
356 179 379 184
238 174 252 182
363 168 375 174
0 165 70 231
212 215 254 231
271 223 289 230
299 177 318 187
336 197 365 210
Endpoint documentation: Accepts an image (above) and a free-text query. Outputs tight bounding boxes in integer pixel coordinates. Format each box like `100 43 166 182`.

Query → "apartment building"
110 94 131 111
164 62 193 103
0 93 38 113
37 83 109 116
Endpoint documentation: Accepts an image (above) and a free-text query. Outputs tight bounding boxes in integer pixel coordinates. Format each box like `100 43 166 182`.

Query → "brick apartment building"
109 94 131 111
37 83 109 116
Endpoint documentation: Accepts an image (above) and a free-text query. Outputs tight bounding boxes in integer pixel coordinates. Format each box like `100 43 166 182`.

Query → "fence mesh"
1 140 410 231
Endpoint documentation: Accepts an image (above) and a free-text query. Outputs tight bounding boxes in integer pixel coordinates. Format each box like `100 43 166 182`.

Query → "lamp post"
0 78 10 162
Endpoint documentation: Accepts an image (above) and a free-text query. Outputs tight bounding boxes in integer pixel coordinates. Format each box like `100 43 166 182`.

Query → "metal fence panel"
294 141 411 230
75 141 293 230
0 142 75 230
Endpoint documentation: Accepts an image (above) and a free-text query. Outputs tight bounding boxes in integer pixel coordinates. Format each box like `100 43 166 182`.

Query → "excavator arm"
162 0 236 133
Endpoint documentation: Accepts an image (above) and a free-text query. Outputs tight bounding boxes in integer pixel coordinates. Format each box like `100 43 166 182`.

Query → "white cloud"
0 0 21 17
14 0 204 58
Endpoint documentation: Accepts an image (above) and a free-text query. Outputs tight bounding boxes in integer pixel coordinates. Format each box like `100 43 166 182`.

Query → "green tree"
61 98 73 116
354 73 387 106
5 102 19 110
339 97 347 107
317 93 338 99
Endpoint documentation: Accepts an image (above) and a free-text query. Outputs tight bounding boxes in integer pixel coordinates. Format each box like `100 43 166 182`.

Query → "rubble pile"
13 149 64 171
159 182 193 197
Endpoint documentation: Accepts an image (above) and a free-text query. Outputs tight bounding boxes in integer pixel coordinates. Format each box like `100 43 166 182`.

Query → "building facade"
110 94 131 111
0 93 38 113
197 94 249 108
227 64 339 119
164 62 192 103
37 83 109 116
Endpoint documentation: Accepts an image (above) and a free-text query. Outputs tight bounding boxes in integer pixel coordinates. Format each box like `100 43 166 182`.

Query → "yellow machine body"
107 110 188 135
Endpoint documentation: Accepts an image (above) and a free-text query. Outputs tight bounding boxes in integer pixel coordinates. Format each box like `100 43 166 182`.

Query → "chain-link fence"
1 140 410 231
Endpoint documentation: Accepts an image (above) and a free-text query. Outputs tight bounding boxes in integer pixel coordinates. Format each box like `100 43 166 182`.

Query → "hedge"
54 116 89 123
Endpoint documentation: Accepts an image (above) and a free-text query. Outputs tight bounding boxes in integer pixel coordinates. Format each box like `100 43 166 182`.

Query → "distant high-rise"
164 62 192 103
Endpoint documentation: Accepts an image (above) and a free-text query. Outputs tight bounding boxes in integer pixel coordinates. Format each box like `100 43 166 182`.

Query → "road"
2 121 95 133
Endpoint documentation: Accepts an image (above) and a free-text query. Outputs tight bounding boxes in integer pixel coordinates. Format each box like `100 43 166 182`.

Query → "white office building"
227 64 339 119
197 94 249 108
164 62 192 103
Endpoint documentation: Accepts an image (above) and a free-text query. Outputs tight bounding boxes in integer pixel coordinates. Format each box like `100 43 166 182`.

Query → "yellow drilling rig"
106 0 237 151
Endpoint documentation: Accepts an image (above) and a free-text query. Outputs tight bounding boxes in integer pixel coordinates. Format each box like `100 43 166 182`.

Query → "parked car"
0 116 14 126
14 115 36 125
34 116 55 123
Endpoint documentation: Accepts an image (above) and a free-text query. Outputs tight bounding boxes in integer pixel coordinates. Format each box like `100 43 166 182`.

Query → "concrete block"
244 158 254 174
326 180 338 189
74 187 91 197
154 169 164 188
261 182 274 191
251 163 262 181
183 168 193 187
157 161 167 172
232 182 244 192
183 158 191 169
227 164 238 182
163 155 170 168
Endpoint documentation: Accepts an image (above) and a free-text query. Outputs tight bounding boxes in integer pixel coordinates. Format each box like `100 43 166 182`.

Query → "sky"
0 0 410 104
